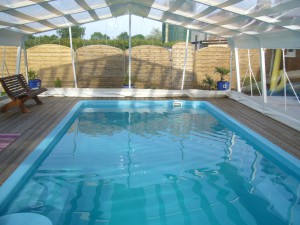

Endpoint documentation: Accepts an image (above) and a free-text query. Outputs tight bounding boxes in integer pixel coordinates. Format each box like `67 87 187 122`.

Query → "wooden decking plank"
208 98 300 157
0 97 56 132
0 97 78 182
212 98 298 144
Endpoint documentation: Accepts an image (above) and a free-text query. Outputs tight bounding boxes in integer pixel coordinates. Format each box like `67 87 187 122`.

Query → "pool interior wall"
0 100 299 223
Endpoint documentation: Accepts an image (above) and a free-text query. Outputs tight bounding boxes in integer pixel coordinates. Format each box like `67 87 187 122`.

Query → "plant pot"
123 84 135 88
29 79 41 89
217 81 230 90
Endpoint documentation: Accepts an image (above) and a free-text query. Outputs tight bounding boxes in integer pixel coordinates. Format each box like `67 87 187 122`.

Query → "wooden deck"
0 97 299 185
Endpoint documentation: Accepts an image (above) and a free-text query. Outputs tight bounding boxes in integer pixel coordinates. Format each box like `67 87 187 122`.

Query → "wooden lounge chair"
0 74 47 113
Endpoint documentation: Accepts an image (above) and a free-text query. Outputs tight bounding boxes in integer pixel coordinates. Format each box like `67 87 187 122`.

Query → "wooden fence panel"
1 44 269 91
172 43 194 89
76 45 124 88
194 46 263 90
125 45 171 89
27 44 74 87
194 46 231 89
0 46 25 77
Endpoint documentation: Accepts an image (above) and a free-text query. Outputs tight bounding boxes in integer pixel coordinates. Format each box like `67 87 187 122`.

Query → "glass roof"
0 0 299 48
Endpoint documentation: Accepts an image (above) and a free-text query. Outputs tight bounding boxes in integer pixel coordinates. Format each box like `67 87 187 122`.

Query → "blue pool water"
0 100 299 225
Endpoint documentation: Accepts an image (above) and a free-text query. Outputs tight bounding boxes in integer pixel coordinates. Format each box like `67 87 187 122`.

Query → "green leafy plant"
123 74 137 85
28 69 38 80
54 77 62 88
214 67 230 82
202 74 215 90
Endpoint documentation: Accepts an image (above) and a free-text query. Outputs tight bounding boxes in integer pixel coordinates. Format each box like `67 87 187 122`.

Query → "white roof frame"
0 0 299 49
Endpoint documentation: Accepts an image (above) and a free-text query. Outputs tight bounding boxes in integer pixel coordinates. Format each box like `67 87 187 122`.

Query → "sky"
38 15 162 39
84 15 162 39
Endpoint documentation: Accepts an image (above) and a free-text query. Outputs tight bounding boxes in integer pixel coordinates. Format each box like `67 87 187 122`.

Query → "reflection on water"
1 108 299 225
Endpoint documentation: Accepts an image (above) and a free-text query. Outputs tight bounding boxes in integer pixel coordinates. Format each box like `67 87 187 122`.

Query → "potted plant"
214 67 230 90
28 69 41 89
202 74 215 90
123 74 136 88
54 77 62 88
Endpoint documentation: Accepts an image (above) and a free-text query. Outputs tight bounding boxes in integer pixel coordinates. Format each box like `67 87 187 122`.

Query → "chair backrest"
0 74 30 99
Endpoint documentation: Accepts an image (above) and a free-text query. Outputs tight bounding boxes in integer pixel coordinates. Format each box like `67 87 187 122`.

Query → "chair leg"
33 96 43 105
1 100 29 113
17 100 30 113
1 101 17 112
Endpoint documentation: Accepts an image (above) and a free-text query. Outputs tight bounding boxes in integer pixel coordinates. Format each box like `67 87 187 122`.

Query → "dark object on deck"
0 74 47 113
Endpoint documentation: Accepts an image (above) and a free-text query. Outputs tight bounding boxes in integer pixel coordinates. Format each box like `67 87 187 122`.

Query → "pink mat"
0 134 20 152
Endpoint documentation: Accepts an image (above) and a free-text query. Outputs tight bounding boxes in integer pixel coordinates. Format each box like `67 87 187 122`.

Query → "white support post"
1 46 6 78
128 13 132 89
1 46 6 95
234 48 241 92
248 50 253 96
15 46 22 74
181 29 189 90
260 48 267 103
281 49 300 108
69 26 77 88
22 41 29 81
282 49 287 110
247 50 261 96
229 49 233 91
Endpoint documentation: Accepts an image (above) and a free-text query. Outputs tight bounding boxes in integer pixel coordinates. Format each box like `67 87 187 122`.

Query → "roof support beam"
229 49 233 90
15 46 22 75
74 0 100 21
22 41 28 82
1 47 6 80
260 48 267 104
181 29 190 90
64 15 80 26
5 10 39 22
0 0 54 13
248 0 300 18
128 13 132 89
192 0 300 33
39 2 64 16
234 48 241 92
69 27 77 88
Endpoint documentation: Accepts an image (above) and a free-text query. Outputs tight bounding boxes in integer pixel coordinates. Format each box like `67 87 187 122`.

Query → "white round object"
0 213 52 225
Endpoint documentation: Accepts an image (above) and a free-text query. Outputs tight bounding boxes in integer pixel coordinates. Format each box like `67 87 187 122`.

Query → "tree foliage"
25 29 178 50
117 32 129 40
146 28 162 40
90 32 110 40
132 34 145 40
56 26 85 39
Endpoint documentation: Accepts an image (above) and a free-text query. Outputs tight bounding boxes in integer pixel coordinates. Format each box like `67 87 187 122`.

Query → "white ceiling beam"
0 0 298 48
0 0 55 13
5 9 39 21
247 0 300 18
74 0 100 21
192 0 300 33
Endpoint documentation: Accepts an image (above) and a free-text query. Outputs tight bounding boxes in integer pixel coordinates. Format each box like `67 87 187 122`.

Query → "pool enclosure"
0 0 299 129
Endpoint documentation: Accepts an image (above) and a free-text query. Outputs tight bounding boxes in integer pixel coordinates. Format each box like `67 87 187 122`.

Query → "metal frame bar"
128 13 132 89
69 26 77 88
234 48 241 92
15 46 22 75
260 48 267 103
181 29 190 90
